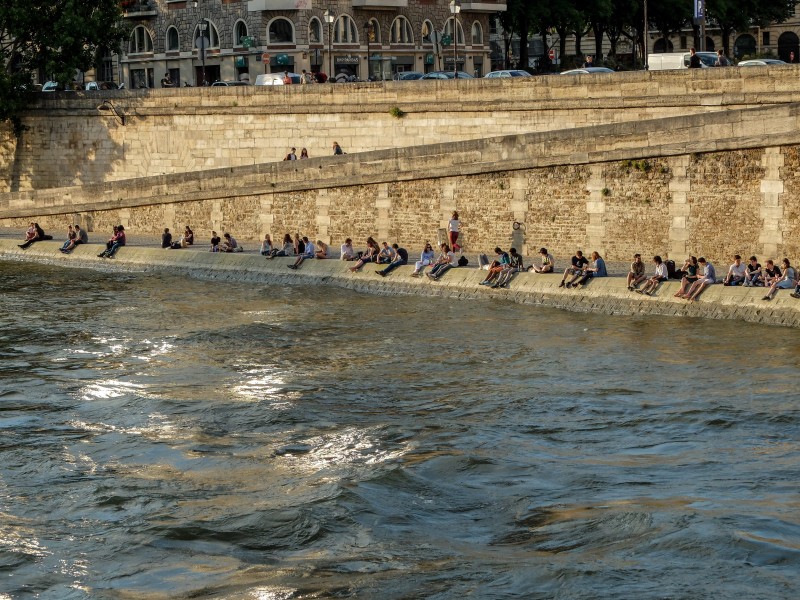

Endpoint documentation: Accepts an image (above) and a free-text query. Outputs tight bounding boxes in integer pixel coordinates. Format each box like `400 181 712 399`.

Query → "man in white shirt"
723 254 747 286
636 255 669 296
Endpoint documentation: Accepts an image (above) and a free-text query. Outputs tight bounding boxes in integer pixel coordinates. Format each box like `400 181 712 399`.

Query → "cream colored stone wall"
4 103 800 268
4 67 800 192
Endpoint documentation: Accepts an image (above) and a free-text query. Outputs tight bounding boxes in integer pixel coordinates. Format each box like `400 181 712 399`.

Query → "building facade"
117 0 504 87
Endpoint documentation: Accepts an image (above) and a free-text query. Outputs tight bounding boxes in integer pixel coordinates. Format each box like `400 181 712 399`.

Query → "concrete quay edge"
2 240 798 329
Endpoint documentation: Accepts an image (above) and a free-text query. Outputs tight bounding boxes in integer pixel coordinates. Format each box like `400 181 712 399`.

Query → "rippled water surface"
1 262 800 599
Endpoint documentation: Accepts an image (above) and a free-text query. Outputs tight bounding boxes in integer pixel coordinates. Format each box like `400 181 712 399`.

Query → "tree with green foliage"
708 0 799 56
0 0 128 133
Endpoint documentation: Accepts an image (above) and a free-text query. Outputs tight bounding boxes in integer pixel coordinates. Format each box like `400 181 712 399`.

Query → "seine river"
2 261 800 599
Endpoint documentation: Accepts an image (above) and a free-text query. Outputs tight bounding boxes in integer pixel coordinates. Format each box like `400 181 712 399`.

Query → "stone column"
211 200 223 233
509 175 528 255
440 180 456 246
260 193 274 238
585 164 606 255
667 155 691 260
315 189 330 243
376 183 390 242
758 147 784 258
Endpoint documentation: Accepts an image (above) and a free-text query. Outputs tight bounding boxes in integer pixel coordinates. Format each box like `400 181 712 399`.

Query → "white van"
647 52 718 70
254 72 302 85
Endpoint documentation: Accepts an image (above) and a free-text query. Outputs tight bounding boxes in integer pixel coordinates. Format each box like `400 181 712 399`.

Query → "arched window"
422 20 434 45
166 27 180 51
309 17 322 44
234 21 248 47
779 31 800 62
471 21 483 45
365 18 380 45
334 15 358 44
390 16 413 44
652 38 674 53
443 18 464 46
129 25 154 54
193 21 219 48
268 17 294 44
733 33 756 59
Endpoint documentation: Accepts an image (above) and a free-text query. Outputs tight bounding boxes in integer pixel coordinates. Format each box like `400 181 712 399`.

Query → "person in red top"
98 225 126 259
282 71 292 85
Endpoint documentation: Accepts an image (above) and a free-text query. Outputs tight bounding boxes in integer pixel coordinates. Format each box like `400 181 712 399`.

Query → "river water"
1 261 800 599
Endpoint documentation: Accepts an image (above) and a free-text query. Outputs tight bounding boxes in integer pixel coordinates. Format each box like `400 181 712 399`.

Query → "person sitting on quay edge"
427 243 457 281
267 233 294 258
332 141 344 155
181 225 194 248
19 222 49 249
568 251 607 289
219 232 239 253
411 242 436 277
283 147 297 161
528 247 555 274
493 247 524 289
260 234 273 256
479 247 510 286
340 238 357 261
743 256 762 287
349 239 379 272
377 241 396 264
682 257 716 301
723 254 747 286
210 230 221 252
161 228 173 249
59 225 76 253
762 258 796 301
315 240 329 259
288 237 315 269
293 233 305 256
61 224 87 254
98 225 125 259
377 244 409 277
636 255 669 296
626 253 647 290
673 256 699 298
559 250 589 288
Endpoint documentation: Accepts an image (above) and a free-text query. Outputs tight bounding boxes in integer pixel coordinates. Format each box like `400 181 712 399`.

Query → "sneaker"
635 289 644 294
762 295 771 301
565 283 572 289
377 271 386 277
791 293 800 299
97 253 105 257
558 281 565 288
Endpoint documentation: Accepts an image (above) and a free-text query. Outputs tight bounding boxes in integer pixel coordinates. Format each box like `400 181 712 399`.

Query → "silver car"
484 70 532 78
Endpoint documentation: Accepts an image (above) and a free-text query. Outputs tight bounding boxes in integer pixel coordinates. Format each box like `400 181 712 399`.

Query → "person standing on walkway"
448 211 462 253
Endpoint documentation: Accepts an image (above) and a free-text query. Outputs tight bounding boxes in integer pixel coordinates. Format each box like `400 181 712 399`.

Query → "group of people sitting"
17 222 54 249
161 226 194 250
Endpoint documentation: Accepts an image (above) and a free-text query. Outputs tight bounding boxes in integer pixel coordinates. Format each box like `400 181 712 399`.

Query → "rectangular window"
763 32 770 46
680 36 687 50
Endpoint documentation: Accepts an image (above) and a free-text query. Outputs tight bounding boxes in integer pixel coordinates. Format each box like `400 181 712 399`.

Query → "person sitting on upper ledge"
723 255 747 286
315 240 329 259
340 238 357 261
479 247 510 286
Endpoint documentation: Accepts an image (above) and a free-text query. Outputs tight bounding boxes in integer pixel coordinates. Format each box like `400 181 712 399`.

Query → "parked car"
211 80 250 86
41 81 77 92
84 81 121 91
647 52 718 70
738 59 787 67
561 67 615 75
394 71 425 81
420 71 474 79
254 72 302 85
484 70 532 78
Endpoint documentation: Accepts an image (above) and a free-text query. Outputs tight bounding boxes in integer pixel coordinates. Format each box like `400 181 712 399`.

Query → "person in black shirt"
376 244 408 277
559 250 589 287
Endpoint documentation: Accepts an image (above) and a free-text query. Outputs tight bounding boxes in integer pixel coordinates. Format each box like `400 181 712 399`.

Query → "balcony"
460 0 507 12
247 0 311 10
121 0 157 17
351 0 408 8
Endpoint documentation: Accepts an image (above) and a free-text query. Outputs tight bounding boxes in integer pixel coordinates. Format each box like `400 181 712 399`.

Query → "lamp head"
449 0 461 14
191 0 198 8
323 9 335 24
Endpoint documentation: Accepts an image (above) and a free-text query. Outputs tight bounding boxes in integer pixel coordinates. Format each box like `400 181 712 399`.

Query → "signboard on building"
335 56 360 64
694 0 704 18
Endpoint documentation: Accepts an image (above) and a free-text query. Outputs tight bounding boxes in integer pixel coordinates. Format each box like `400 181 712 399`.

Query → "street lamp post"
191 0 208 86
449 0 461 79
364 21 372 81
324 9 336 79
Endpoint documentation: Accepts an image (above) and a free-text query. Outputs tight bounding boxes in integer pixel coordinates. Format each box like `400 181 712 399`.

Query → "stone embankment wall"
2 104 800 265
2 66 800 191
2 240 798 329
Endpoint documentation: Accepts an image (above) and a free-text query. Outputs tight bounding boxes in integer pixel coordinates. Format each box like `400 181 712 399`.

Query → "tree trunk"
592 22 604 60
